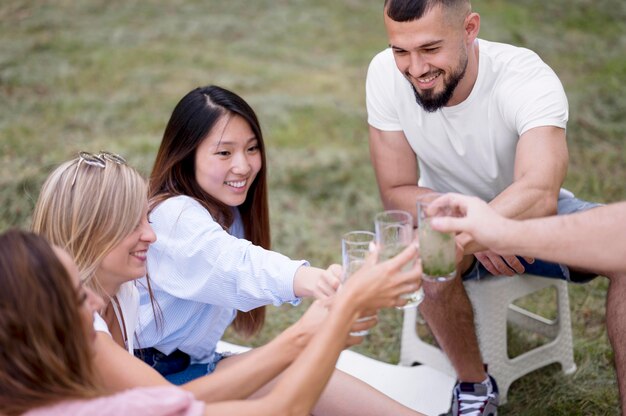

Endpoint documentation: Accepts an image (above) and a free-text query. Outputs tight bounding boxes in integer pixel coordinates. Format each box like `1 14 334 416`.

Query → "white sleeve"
147 197 306 310
366 48 405 131
93 312 112 336
498 51 568 136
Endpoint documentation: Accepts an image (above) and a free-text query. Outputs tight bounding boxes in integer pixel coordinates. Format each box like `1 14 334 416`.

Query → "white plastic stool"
400 274 577 404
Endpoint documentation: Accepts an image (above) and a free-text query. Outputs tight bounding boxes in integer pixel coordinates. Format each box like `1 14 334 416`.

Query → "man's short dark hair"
384 0 469 22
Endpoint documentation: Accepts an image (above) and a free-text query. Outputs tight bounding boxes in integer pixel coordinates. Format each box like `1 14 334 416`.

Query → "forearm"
369 126 429 223
380 185 435 222
264 297 360 415
202 259 426 416
506 203 626 273
184 325 306 402
459 181 559 254
201 300 359 416
293 266 323 297
460 126 567 255
92 333 170 393
489 180 559 220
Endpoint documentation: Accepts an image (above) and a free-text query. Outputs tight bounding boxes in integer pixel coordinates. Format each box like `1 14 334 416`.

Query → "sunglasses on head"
71 151 127 187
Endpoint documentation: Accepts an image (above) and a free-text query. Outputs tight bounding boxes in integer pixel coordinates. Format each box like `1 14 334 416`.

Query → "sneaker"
440 374 499 416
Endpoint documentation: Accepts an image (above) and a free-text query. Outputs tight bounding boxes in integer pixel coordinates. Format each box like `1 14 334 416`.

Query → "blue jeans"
461 190 602 283
135 347 227 385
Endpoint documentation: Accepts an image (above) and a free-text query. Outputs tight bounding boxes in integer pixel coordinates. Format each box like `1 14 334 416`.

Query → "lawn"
1 0 625 414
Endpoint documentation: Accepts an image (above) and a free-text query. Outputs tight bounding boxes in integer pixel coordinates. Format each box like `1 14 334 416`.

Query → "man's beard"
408 54 468 113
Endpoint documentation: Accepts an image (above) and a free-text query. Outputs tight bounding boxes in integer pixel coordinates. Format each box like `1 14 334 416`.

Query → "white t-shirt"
366 39 568 201
92 281 139 354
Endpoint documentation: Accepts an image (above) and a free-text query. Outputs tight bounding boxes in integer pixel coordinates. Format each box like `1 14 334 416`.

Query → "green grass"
1 1 625 414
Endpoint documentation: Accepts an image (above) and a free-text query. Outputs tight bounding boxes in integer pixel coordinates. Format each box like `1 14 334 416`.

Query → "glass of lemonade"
416 193 457 282
341 230 377 336
374 210 424 309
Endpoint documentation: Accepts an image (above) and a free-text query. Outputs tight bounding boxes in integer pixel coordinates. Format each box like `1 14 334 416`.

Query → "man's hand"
430 193 535 276
474 250 533 276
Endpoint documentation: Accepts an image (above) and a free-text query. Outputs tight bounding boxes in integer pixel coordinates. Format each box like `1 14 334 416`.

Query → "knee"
606 272 626 287
422 277 465 302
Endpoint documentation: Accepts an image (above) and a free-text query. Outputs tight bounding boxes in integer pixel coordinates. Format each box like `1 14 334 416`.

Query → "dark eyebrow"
214 136 258 147
420 40 443 48
389 40 443 50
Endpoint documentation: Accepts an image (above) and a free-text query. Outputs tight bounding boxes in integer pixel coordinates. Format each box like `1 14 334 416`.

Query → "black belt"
134 347 191 376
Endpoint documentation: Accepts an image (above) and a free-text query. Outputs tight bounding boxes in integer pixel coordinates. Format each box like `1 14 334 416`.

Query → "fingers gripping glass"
341 231 377 337
71 151 127 187
416 193 458 282
374 210 424 309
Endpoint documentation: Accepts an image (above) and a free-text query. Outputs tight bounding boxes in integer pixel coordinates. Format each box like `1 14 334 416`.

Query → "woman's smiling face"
194 113 262 207
98 202 156 294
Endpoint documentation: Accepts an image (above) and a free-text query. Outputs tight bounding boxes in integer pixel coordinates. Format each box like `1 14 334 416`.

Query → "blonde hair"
32 153 147 298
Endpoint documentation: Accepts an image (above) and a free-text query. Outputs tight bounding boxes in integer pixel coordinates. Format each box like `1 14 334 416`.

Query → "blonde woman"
32 151 156 355
29 151 424 412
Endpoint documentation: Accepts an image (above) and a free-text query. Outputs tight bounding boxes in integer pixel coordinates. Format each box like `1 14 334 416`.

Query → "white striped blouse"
136 196 306 363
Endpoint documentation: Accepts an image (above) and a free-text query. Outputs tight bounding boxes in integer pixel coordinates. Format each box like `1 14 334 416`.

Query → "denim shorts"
135 347 229 385
462 190 602 284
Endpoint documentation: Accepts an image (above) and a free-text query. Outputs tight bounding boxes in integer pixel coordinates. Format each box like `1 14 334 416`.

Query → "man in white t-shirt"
367 1 623 415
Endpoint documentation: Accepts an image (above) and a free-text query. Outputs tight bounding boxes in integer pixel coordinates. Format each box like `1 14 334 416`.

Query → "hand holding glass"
374 210 424 309
417 193 458 282
341 231 377 336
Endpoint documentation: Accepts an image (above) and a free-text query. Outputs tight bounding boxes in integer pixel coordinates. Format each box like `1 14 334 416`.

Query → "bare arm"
92 332 170 391
203 243 424 416
185 324 310 402
454 126 568 276
200 302 356 416
369 124 568 276
458 125 568 254
505 203 626 273
92 326 309 403
432 194 626 273
369 126 433 217
293 265 341 299
292 131 424 298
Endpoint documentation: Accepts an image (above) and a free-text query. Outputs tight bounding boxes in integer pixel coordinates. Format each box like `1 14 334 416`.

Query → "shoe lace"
457 391 497 416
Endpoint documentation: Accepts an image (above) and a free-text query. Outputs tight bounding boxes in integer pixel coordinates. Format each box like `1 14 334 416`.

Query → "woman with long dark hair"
136 85 425 414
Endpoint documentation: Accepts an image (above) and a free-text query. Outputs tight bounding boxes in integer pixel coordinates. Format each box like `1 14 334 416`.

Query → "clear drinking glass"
374 210 424 309
341 230 377 336
416 193 458 282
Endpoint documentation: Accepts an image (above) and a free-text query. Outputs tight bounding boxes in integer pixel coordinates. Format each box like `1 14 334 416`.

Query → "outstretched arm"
431 193 626 274
203 243 423 415
293 265 342 299
92 321 315 403
184 321 315 402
